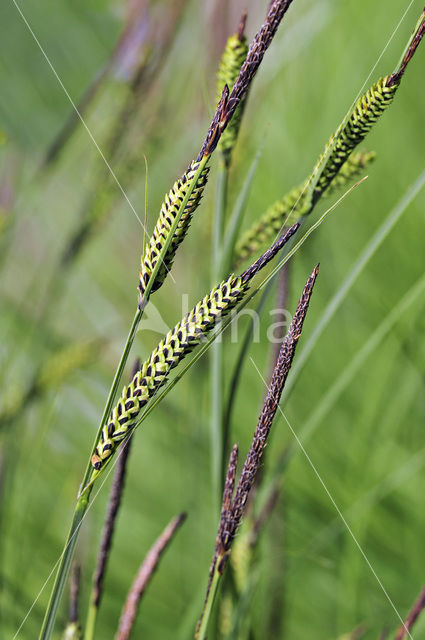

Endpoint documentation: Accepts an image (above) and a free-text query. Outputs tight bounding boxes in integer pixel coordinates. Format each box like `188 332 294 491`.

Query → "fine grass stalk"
84 361 138 640
211 13 249 508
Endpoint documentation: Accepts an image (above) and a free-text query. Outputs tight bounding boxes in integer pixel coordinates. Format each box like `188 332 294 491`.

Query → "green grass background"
1 0 425 638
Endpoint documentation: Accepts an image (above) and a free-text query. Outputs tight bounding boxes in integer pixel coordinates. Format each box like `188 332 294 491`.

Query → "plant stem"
213 161 228 278
83 432 134 640
196 563 222 640
38 491 90 640
210 159 228 508
84 604 97 640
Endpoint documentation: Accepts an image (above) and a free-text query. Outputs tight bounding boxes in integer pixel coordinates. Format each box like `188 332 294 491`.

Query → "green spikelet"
310 77 397 202
92 224 300 470
94 274 248 469
216 17 249 166
234 151 374 264
233 11 425 266
310 7 425 201
138 160 210 297
324 150 376 195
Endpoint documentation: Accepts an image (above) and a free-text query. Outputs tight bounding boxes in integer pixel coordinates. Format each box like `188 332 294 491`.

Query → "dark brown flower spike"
196 265 318 638
239 222 299 284
115 513 187 640
394 583 425 640
198 0 295 159
225 265 318 547
387 8 425 87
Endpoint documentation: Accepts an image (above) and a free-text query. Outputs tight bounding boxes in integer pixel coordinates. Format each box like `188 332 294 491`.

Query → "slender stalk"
196 565 221 640
222 279 274 465
84 398 136 640
115 513 186 640
210 159 228 509
213 162 228 276
39 493 89 640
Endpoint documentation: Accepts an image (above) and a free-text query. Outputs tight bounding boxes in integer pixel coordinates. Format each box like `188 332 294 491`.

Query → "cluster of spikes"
216 13 249 166
138 160 210 300
92 223 300 471
137 1 298 305
309 77 397 203
234 8 425 265
235 150 375 264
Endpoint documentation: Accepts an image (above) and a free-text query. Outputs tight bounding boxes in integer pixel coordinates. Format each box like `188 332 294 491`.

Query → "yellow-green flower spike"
234 9 425 266
92 224 300 471
310 9 424 202
138 160 210 298
234 151 375 265
216 14 249 166
310 79 396 203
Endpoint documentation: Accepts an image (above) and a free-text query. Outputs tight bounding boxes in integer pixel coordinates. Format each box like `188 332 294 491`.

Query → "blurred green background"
1 0 425 638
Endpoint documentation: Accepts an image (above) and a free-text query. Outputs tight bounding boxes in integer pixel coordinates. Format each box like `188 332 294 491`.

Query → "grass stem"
210 159 228 509
38 492 90 640
196 564 221 640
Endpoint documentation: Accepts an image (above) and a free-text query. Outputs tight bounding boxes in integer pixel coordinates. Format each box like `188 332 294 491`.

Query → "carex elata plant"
36 6 425 639
38 3 299 637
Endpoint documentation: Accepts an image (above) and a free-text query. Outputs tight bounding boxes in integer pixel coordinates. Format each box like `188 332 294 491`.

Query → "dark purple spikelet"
198 0 295 159
227 264 318 546
116 513 187 640
395 583 425 640
197 266 318 637
240 222 299 284
387 8 425 87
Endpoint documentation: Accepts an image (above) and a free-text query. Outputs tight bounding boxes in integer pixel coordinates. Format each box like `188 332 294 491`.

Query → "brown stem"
394 584 425 640
199 0 296 159
115 513 187 640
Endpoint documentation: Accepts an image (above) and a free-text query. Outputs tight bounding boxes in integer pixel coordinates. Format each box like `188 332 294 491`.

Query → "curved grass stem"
38 492 90 640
